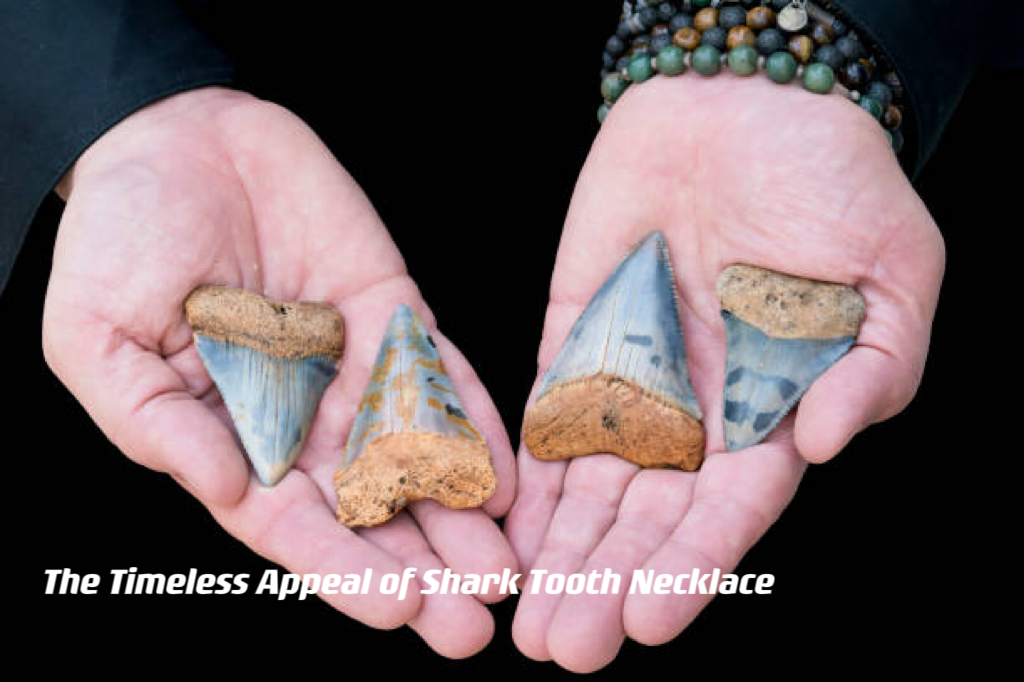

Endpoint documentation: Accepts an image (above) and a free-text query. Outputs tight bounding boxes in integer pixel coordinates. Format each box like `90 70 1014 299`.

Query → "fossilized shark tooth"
185 285 344 486
718 265 865 451
333 305 496 527
523 232 705 470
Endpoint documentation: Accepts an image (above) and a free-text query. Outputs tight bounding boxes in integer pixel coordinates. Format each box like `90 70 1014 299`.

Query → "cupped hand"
43 87 517 658
506 74 944 671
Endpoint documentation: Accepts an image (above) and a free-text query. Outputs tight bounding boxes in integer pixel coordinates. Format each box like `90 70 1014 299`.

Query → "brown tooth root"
523 374 705 471
333 433 496 528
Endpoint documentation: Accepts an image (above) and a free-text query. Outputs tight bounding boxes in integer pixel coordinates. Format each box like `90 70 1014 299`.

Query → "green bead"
765 51 797 83
656 45 687 76
601 73 628 102
803 62 835 94
859 95 883 119
598 102 611 124
627 53 654 83
727 44 758 76
692 45 722 76
693 0 712 7
883 129 893 145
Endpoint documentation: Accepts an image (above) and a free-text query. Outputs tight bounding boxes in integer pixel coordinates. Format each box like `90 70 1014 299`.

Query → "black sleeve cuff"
0 1 237 294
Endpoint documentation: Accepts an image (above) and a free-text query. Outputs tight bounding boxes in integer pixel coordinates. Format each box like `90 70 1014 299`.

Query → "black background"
7 4 1015 676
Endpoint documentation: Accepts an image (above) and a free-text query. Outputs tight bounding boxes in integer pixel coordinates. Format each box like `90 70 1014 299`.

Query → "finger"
408 501 518 604
209 470 422 630
511 455 638 662
505 445 567 575
623 441 805 645
359 512 495 658
545 469 696 673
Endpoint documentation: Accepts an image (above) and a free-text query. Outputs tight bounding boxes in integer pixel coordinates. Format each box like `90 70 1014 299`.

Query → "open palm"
507 74 944 671
43 87 517 658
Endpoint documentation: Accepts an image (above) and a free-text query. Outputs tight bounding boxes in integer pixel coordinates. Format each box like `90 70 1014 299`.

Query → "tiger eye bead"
787 34 814 64
673 26 702 51
883 104 902 129
694 7 718 31
726 25 756 49
746 6 776 30
810 22 834 45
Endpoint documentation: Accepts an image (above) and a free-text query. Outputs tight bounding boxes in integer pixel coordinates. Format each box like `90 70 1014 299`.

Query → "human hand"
507 75 944 671
43 87 517 657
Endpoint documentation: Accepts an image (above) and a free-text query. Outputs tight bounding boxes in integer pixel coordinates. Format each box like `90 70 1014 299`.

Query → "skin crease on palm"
505 74 945 672
43 87 519 659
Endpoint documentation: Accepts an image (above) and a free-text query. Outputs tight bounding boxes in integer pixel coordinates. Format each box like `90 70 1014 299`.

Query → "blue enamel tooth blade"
185 286 344 486
717 265 865 451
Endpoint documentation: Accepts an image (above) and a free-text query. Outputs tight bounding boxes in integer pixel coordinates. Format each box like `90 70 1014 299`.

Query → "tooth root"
334 305 496 527
718 265 865 451
523 232 705 470
185 286 344 486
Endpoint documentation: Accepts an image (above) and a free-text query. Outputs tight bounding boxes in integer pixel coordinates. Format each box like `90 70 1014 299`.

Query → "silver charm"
778 1 809 32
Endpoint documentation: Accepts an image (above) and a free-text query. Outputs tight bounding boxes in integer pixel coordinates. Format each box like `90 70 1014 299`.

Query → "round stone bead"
598 102 611 124
658 2 676 22
746 6 776 30
616 55 631 72
866 81 893 109
858 57 876 78
628 53 655 83
884 71 905 100
755 28 785 55
616 21 634 40
787 34 814 64
692 44 722 75
810 22 834 45
632 34 652 51
739 0 758 7
728 44 759 76
639 7 659 29
883 129 892 145
813 44 844 70
651 33 674 52
727 25 756 49
602 52 616 70
694 7 718 31
678 0 696 11
883 104 902 129
693 0 712 8
890 128 904 153
859 96 883 119
702 26 727 50
673 26 702 50
652 23 671 38
669 13 694 32
830 17 849 37
765 50 798 83
719 5 747 29
840 60 870 90
802 62 835 93
606 35 626 57
835 35 863 60
657 45 688 75
601 72 629 102
768 0 790 11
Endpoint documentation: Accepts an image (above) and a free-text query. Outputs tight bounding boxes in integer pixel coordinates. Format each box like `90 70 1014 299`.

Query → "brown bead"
810 22 834 45
726 25 756 50
652 23 671 38
694 7 718 32
882 104 902 130
673 27 702 51
787 34 814 64
746 7 776 31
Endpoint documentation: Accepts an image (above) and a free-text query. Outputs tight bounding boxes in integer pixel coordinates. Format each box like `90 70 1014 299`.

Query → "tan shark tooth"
185 285 344 486
718 264 865 451
333 305 496 527
523 232 705 470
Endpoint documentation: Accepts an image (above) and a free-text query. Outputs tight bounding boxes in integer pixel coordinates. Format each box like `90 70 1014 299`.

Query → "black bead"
739 0 758 7
605 35 626 57
639 7 659 29
890 128 904 154
658 3 676 22
755 28 786 55
719 5 747 29
840 61 870 91
602 51 617 70
866 81 893 109
813 44 844 70
701 26 727 50
769 0 790 11
835 35 862 60
669 12 693 31
651 33 674 52
616 55 632 72
830 17 849 37
616 21 634 40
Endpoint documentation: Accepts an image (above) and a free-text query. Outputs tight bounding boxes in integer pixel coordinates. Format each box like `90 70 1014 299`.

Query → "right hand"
43 86 518 657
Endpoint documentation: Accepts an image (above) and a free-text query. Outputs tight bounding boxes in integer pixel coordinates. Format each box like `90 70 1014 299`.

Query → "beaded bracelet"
599 0 906 154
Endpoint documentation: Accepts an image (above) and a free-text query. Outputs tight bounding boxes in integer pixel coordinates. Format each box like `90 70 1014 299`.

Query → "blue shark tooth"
185 286 344 486
334 305 496 527
718 265 865 451
523 231 705 470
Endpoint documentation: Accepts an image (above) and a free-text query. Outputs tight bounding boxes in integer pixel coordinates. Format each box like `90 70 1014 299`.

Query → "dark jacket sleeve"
0 0 236 294
828 0 985 178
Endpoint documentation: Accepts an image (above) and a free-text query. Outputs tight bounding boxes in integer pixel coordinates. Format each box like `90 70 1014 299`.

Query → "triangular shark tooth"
185 285 344 486
523 232 705 470
333 305 496 527
718 264 865 451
